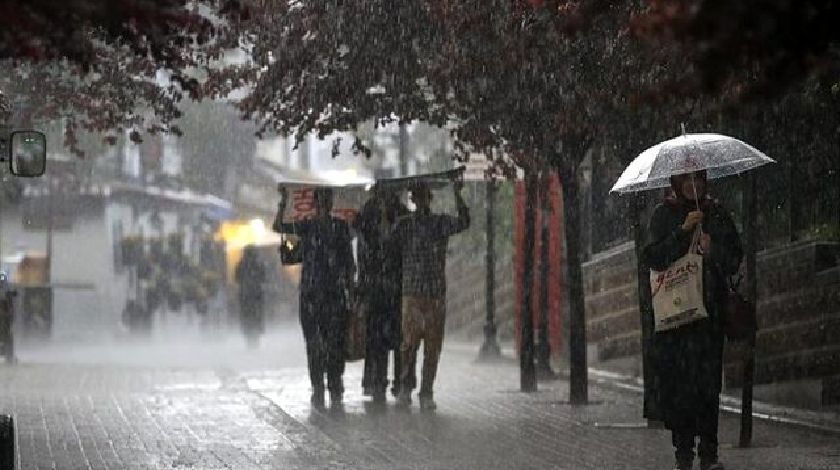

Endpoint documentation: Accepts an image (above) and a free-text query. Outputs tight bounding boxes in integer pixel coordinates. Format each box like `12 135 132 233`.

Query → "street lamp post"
479 179 501 361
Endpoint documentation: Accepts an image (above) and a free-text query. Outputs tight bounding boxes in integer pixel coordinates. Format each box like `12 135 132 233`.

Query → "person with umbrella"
612 133 773 470
645 169 741 470
273 187 355 410
389 174 470 411
355 185 413 404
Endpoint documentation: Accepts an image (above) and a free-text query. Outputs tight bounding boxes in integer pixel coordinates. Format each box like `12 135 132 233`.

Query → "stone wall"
583 242 642 363
581 240 840 408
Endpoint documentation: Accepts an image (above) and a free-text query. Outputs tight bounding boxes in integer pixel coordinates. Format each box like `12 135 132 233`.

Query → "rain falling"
0 1 838 469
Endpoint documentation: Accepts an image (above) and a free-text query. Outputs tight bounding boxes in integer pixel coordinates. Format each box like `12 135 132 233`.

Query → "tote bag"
650 229 708 332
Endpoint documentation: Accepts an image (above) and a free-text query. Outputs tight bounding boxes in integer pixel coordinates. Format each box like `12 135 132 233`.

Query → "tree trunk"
521 169 538 392
559 168 588 404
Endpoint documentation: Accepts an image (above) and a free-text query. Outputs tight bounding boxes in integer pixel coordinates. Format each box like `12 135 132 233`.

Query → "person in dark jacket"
274 187 355 410
235 245 266 348
643 170 742 470
355 186 414 404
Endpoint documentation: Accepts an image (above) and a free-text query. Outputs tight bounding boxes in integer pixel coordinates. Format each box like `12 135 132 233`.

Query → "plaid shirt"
392 208 470 297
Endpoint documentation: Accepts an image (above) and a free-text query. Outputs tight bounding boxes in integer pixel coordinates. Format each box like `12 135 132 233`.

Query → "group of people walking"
272 176 470 412
248 166 740 470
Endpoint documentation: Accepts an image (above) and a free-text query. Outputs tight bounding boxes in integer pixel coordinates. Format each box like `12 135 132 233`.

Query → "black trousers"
671 396 720 467
300 294 346 394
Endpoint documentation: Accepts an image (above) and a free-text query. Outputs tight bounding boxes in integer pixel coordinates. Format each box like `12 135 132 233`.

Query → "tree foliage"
0 0 245 155
632 0 840 100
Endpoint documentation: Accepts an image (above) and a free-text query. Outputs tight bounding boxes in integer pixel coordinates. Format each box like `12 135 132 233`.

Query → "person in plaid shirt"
389 176 470 411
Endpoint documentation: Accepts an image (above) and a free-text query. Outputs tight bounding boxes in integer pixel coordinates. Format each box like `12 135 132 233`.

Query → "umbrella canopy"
610 133 775 194
275 166 465 223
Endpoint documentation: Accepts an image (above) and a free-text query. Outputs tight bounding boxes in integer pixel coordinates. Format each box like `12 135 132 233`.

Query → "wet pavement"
1 327 838 470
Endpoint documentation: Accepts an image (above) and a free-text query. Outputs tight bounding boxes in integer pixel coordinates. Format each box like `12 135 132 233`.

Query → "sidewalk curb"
587 368 840 437
444 341 840 436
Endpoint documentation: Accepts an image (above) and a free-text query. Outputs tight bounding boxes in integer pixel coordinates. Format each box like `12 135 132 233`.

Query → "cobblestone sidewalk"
0 335 837 469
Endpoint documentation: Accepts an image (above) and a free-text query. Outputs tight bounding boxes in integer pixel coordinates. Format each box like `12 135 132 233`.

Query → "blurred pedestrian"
274 187 355 410
356 186 413 404
643 170 742 470
235 245 266 349
390 176 470 411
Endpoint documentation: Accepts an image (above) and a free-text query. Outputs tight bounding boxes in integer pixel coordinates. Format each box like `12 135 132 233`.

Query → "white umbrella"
610 133 775 194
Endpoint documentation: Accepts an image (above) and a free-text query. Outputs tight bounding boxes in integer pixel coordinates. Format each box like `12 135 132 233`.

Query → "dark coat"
235 251 267 333
643 195 743 430
274 216 355 306
355 197 407 351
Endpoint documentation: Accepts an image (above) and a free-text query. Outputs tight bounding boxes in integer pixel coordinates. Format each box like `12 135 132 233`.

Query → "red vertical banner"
513 173 565 358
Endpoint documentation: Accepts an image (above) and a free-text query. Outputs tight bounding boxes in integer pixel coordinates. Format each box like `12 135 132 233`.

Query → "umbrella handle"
690 173 701 212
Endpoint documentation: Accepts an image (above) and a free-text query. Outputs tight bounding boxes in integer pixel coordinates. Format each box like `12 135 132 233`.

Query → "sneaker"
701 462 724 470
419 395 437 412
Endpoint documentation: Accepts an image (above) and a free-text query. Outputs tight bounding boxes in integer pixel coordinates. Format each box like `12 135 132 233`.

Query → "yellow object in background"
214 219 284 284
16 254 49 286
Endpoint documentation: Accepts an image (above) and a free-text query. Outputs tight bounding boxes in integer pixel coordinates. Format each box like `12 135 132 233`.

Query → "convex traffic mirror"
10 130 46 177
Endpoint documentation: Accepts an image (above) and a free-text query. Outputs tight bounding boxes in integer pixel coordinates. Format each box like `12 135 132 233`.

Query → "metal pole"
740 172 757 447
537 173 555 379
46 179 53 281
479 179 501 360
521 170 538 392
398 123 409 177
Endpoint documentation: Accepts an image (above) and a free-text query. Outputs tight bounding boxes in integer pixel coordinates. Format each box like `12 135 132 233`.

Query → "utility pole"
478 179 501 360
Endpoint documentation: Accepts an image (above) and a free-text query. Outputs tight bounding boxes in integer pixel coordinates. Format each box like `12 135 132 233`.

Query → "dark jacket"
273 216 355 303
235 250 267 333
643 195 743 429
235 251 266 302
355 197 407 350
